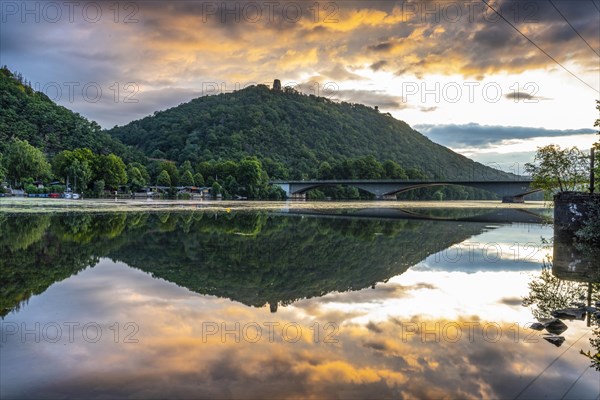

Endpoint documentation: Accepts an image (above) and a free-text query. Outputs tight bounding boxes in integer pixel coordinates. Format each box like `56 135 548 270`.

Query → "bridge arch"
294 183 383 197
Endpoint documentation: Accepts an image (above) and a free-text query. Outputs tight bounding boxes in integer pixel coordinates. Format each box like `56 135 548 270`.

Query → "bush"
24 184 37 194
50 185 65 193
575 199 600 244
265 185 286 200
307 189 326 200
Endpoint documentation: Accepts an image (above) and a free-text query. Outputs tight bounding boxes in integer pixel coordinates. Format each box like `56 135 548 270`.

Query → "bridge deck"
271 179 539 202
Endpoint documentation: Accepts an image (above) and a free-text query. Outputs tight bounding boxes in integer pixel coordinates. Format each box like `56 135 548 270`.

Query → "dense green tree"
318 161 333 180
218 161 238 180
180 160 194 176
223 176 239 196
156 170 171 187
93 180 105 196
382 160 408 179
353 155 384 179
159 161 179 186
525 145 589 192
180 170 195 186
128 162 150 184
237 157 265 197
52 148 95 190
95 154 127 190
211 181 222 196
127 166 147 192
307 189 326 200
406 167 428 180
66 159 92 192
4 139 51 184
193 172 205 187
262 158 289 180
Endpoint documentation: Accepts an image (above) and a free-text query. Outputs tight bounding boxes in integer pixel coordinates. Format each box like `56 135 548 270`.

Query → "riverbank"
0 197 551 214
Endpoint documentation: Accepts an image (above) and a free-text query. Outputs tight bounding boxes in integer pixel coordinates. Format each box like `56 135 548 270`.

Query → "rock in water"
551 308 586 320
544 319 568 335
529 322 545 331
543 335 565 347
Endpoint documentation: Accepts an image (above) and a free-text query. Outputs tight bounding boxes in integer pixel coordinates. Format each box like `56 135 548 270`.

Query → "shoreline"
0 197 552 214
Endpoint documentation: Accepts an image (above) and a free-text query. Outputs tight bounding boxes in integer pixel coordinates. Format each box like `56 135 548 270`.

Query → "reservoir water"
1 206 598 399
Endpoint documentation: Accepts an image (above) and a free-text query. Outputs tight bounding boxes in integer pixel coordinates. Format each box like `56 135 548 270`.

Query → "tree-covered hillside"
0 66 141 162
0 66 515 199
108 83 515 180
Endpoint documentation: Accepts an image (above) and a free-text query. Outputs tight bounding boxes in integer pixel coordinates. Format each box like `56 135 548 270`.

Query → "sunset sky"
1 0 599 170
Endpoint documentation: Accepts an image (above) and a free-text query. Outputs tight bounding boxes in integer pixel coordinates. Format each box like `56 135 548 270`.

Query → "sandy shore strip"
0 197 551 214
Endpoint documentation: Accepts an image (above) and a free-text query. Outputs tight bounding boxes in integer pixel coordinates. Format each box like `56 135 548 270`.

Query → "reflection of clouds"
1 258 598 399
294 269 534 324
312 282 437 304
414 224 553 273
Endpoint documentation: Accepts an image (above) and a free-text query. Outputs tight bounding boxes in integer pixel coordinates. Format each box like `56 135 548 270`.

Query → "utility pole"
590 147 595 194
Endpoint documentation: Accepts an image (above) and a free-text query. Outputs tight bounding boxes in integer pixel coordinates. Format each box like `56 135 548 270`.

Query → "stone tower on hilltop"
272 79 282 92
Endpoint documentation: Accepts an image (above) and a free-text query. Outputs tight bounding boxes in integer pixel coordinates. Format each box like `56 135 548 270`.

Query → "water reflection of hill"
112 213 492 308
0 213 138 317
1 211 500 316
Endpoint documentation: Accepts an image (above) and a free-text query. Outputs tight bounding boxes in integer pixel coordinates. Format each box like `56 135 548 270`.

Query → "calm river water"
1 207 598 399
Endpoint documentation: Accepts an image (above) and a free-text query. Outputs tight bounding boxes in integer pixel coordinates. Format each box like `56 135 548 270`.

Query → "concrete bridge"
271 179 541 203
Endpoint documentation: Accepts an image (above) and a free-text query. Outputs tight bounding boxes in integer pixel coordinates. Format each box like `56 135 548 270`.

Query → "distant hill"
0 66 142 161
108 83 515 180
1 66 514 182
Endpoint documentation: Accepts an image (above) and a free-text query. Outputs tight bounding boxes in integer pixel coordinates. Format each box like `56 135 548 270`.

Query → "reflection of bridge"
276 207 550 224
271 179 541 202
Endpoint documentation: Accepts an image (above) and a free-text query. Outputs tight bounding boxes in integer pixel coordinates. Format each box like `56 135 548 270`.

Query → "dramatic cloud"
1 0 598 140
332 89 409 109
370 60 388 71
414 123 597 148
504 91 551 101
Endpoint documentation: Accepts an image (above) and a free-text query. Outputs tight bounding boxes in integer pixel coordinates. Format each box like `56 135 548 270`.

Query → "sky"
1 0 599 170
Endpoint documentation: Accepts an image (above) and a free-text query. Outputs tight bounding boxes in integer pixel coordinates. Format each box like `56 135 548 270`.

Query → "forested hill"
108 83 514 180
0 67 141 162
